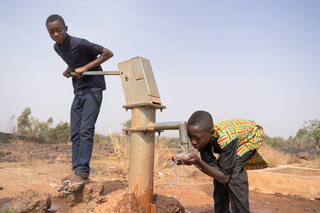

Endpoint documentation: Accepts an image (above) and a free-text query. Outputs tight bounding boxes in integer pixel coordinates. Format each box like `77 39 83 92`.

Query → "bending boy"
46 14 113 194
173 110 269 212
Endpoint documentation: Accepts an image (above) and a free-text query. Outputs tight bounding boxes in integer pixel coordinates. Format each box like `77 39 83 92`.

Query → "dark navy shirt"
54 34 106 95
200 137 238 175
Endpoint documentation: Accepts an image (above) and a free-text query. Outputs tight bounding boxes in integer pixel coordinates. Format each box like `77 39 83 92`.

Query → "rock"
48 189 67 198
153 194 185 213
297 152 309 160
6 155 18 162
0 150 12 157
0 151 6 157
5 150 12 155
9 189 51 213
259 190 275 195
56 154 67 162
114 193 144 213
84 196 109 213
187 170 201 179
94 196 109 204
73 181 104 202
287 157 301 164
47 161 54 164
84 189 127 213
49 182 57 188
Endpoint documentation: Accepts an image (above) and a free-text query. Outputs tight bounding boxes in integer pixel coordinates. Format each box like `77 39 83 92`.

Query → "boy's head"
187 110 215 150
46 14 68 45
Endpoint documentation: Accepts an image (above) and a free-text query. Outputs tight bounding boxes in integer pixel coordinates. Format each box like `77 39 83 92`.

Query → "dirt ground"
0 142 319 213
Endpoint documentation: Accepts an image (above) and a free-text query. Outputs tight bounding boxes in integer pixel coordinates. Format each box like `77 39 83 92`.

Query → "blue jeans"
70 92 102 179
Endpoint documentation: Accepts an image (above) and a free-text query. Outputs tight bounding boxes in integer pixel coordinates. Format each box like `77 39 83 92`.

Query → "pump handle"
70 71 120 76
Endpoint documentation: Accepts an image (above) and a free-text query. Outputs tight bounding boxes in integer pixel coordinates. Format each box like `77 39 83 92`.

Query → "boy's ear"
210 128 215 137
65 25 68 32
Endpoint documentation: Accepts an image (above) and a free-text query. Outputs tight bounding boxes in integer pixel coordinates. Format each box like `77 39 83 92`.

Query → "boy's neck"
58 33 70 48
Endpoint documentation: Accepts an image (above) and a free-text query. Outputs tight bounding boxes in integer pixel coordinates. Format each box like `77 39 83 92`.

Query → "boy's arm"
185 155 231 184
74 48 113 78
196 138 238 184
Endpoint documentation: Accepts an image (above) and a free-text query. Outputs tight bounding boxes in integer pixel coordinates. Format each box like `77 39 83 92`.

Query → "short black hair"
188 110 213 131
46 14 65 27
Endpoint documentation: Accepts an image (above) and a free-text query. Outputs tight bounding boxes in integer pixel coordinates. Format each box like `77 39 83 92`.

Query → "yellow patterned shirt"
213 119 269 170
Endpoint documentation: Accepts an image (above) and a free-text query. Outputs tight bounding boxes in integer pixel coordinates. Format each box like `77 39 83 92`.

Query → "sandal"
63 180 90 195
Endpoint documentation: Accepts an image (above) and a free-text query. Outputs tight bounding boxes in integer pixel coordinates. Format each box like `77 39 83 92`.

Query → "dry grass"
300 154 320 169
259 144 320 169
108 130 130 161
154 142 178 173
259 144 291 167
103 132 320 170
91 132 181 181
101 132 179 169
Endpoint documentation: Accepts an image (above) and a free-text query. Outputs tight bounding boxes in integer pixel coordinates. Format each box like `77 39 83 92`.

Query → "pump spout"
149 121 188 146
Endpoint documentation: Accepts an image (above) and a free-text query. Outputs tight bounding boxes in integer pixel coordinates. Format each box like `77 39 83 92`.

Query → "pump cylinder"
129 106 156 210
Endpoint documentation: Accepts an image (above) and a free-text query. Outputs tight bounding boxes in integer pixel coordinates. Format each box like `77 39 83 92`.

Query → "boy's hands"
172 154 200 166
62 66 86 79
74 66 87 79
69 47 113 79
63 68 73 78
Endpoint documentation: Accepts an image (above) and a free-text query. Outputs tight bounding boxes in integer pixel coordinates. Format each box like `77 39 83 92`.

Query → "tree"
263 135 285 148
16 107 54 143
303 119 320 147
48 121 70 144
122 119 132 129
17 107 31 136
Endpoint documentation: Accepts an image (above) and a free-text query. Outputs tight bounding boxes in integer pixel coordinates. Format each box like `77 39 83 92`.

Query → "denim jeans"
70 92 102 179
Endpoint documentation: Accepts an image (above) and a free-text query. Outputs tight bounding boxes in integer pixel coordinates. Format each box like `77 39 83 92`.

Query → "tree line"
12 107 70 143
7 107 320 149
263 119 320 149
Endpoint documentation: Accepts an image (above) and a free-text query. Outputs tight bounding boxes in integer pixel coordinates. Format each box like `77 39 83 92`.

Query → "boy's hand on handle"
63 68 73 78
75 66 87 79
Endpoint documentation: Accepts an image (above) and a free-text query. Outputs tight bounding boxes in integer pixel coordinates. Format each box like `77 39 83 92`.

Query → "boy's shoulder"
69 35 86 42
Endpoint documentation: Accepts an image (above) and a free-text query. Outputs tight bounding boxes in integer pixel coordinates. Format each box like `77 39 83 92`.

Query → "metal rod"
70 71 120 75
148 121 188 145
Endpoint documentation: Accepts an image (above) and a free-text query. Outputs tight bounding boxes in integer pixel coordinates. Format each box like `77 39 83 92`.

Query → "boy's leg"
75 92 103 179
227 150 256 213
70 95 83 171
58 95 83 192
214 179 230 213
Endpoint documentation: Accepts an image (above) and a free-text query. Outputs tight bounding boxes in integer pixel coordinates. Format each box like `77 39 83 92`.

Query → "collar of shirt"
57 33 71 51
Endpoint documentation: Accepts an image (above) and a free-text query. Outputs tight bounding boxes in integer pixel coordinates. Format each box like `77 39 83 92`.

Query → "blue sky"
0 0 319 139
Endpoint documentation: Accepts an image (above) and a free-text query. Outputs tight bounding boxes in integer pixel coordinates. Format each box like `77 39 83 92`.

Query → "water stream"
180 144 189 154
165 148 191 201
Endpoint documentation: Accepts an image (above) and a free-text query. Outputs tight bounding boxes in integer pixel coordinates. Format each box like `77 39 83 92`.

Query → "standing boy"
173 110 269 212
46 14 113 194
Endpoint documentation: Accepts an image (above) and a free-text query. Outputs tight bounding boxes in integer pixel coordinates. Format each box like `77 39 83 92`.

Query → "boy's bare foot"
59 174 89 194
67 175 88 193
58 174 75 192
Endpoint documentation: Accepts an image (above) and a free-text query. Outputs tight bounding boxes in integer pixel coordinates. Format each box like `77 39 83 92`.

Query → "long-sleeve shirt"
201 119 269 175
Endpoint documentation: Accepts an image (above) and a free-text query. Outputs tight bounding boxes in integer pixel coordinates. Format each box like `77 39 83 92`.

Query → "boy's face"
187 125 214 150
46 20 68 45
